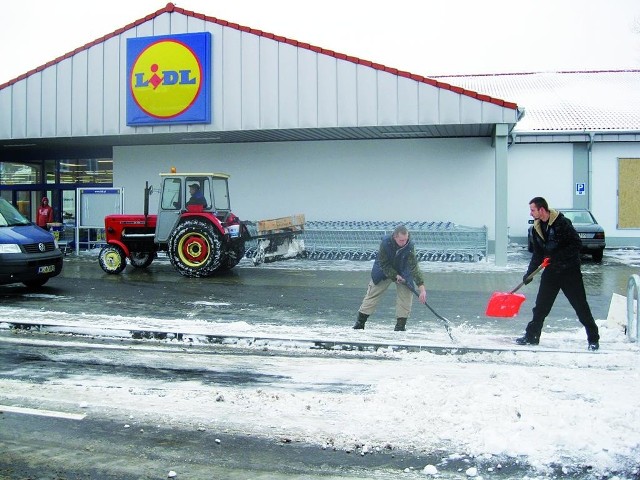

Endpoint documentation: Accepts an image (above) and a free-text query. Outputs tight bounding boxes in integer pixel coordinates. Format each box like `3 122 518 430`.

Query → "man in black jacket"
517 197 600 350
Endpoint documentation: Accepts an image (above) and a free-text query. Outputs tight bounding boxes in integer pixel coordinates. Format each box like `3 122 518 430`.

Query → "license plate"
38 265 56 274
578 233 590 239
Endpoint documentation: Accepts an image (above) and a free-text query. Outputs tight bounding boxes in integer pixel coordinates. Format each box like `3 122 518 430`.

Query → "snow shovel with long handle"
406 282 456 343
485 257 550 318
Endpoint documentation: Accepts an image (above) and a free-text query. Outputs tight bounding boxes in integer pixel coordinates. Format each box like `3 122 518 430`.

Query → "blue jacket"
371 234 424 286
187 190 207 207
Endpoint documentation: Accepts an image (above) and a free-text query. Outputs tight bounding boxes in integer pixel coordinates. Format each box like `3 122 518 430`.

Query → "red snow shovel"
485 257 550 318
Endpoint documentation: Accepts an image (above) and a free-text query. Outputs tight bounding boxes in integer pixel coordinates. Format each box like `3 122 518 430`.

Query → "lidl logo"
127 33 211 125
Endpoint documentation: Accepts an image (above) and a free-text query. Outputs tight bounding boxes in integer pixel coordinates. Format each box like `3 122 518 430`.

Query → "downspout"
587 132 595 209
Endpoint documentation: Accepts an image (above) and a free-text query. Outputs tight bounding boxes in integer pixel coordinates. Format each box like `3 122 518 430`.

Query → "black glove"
523 273 533 285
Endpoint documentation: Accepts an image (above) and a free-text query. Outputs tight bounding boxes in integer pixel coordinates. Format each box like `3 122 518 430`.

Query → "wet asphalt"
1 248 639 479
0 247 637 337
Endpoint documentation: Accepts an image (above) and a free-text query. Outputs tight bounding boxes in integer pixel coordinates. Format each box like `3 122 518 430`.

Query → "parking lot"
1 248 640 479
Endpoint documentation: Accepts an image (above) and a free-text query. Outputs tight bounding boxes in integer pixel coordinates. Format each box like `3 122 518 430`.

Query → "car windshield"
0 198 32 227
562 210 594 224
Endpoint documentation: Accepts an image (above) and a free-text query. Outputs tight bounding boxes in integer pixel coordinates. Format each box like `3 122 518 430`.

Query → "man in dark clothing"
186 183 207 207
354 225 426 331
517 197 600 350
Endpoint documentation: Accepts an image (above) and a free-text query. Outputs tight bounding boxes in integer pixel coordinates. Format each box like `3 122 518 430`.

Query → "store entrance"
16 191 35 219
0 153 112 250
0 190 43 223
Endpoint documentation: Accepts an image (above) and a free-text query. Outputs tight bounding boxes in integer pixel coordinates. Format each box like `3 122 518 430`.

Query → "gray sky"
1 0 639 85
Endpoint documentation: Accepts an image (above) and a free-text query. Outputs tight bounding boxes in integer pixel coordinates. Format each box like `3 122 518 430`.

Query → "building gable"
0 2 520 146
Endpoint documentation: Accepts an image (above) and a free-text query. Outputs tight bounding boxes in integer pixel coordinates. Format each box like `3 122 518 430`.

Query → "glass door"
15 191 36 222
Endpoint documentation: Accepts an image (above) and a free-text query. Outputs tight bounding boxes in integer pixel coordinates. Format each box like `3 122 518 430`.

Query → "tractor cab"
155 173 230 243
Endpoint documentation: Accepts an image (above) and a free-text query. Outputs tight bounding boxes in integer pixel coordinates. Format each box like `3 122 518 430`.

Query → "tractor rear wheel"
129 252 154 269
167 219 222 277
99 245 126 274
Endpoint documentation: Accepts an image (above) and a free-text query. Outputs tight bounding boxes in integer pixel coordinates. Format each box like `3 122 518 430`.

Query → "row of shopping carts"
246 220 488 262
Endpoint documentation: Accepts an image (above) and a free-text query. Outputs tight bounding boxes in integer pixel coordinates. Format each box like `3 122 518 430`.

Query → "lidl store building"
1 3 639 266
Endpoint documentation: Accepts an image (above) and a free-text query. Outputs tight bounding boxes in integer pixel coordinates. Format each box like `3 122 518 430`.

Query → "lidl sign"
127 32 211 125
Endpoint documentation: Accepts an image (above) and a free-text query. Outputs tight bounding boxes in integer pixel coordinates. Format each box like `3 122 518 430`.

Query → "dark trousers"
525 268 600 343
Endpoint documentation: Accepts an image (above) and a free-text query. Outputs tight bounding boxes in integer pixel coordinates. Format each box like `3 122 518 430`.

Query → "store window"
15 191 32 217
0 162 41 185
1 156 112 225
59 158 112 184
45 159 56 184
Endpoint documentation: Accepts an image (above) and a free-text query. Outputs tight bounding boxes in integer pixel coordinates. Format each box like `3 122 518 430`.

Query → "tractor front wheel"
167 219 222 277
99 245 126 274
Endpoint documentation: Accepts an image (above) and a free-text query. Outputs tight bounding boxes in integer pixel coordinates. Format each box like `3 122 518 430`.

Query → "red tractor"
99 172 251 277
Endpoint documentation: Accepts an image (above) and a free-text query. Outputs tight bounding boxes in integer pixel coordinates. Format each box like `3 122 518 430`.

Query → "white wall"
508 141 640 247
507 143 574 240
592 142 640 244
113 138 640 246
114 137 497 233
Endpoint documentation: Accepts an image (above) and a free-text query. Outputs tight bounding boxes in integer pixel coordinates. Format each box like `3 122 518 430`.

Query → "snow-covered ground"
1 324 638 478
1 247 640 478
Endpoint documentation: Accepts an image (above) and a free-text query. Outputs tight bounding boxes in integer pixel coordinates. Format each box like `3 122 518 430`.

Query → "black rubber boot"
515 334 539 345
394 318 407 331
353 312 369 329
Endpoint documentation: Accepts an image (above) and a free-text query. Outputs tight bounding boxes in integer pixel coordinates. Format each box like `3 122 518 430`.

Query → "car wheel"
592 248 604 263
99 245 127 274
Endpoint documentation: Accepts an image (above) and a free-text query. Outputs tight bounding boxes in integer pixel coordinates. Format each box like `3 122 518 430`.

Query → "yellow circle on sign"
131 40 202 118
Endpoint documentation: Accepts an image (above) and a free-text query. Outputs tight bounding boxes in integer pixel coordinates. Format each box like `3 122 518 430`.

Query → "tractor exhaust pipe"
144 181 151 226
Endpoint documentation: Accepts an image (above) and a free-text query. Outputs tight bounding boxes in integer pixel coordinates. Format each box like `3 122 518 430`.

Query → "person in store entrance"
354 224 427 331
36 196 54 228
517 196 600 350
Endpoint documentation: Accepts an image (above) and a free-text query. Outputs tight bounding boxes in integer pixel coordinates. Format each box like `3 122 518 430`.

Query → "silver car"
528 209 605 262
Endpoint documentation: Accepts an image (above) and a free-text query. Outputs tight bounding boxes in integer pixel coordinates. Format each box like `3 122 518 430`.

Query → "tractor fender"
179 212 226 236
106 239 132 258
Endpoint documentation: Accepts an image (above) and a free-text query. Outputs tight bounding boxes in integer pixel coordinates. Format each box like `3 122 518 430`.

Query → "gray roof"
435 70 640 134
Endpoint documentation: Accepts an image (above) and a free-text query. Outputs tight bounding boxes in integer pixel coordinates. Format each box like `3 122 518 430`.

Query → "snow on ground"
1 247 640 477
1 325 638 478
